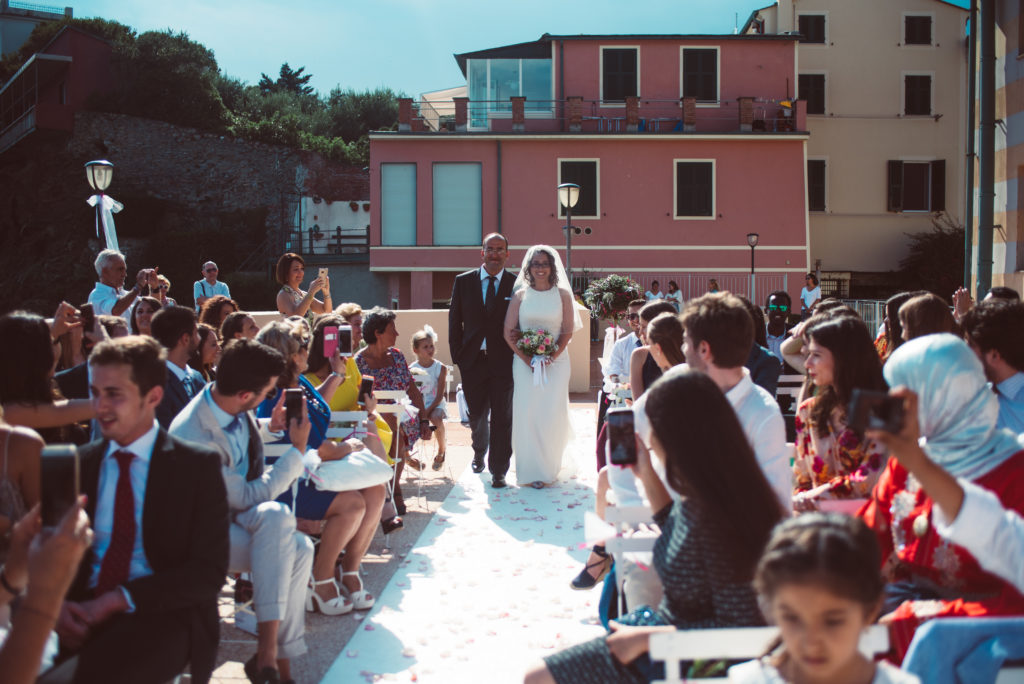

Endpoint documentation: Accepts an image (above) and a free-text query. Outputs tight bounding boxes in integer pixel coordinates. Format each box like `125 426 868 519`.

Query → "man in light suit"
45 336 229 684
169 339 314 684
448 232 516 488
151 305 204 428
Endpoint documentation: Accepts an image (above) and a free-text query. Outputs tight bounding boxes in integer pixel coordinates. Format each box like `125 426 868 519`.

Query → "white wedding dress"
512 286 573 484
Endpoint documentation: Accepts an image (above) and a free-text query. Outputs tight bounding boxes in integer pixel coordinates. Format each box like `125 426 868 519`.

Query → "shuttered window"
886 160 945 212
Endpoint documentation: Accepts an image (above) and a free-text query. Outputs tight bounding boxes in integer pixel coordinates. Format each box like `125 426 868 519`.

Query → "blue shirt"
996 372 1024 434
256 375 330 449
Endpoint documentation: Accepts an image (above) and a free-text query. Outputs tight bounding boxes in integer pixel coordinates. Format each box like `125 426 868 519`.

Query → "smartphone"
606 407 637 466
318 267 329 280
338 325 353 357
41 445 80 528
848 389 905 433
323 325 338 358
79 303 95 333
358 376 374 406
284 388 304 425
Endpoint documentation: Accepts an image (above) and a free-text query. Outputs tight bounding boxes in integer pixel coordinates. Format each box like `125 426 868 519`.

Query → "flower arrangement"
517 328 556 358
583 274 644 324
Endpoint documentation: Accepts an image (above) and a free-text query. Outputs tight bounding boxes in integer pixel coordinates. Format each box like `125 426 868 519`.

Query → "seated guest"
170 339 315 683
255 322 387 614
276 253 331 326
792 315 888 505
153 274 176 308
898 293 957 341
605 300 646 386
87 249 155 324
129 296 161 337
0 408 42 559
953 285 1019 324
738 296 781 395
198 295 238 332
764 290 792 365
189 323 220 383
193 261 229 312
961 299 1024 433
628 301 677 400
48 336 228 683
525 370 783 684
220 311 259 342
151 306 204 429
875 291 916 361
334 302 366 351
859 334 1024 661
97 315 128 339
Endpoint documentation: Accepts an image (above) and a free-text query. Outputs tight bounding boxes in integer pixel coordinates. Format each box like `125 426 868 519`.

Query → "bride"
503 245 581 488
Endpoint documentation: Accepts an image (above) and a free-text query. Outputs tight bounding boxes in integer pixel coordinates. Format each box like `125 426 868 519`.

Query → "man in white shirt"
87 249 156 324
604 299 646 383
150 306 204 428
193 261 231 312
962 299 1024 434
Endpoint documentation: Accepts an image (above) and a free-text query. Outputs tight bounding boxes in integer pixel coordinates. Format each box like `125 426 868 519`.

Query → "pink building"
370 33 810 309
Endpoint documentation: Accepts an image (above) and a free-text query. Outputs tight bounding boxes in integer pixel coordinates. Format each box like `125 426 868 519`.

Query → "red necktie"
95 450 136 596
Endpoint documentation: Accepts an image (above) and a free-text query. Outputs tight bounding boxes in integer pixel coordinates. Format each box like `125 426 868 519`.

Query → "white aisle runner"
322 407 606 683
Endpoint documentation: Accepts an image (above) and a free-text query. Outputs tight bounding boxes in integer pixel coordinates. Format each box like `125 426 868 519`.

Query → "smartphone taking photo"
358 376 374 407
284 388 304 425
79 303 95 333
323 325 338 358
848 389 905 434
41 445 80 528
606 407 637 466
338 325 353 357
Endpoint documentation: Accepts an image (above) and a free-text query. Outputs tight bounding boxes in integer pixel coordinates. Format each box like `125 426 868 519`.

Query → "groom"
449 233 516 487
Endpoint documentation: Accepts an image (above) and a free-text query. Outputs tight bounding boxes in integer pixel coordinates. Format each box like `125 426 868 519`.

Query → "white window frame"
901 71 935 117
467 58 556 131
798 70 828 116
796 11 829 47
599 45 640 108
901 12 936 48
678 46 721 108
557 158 601 220
807 156 828 213
898 155 937 213
672 158 716 221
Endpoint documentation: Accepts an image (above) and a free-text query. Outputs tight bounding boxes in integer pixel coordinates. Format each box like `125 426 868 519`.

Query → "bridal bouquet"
517 328 556 386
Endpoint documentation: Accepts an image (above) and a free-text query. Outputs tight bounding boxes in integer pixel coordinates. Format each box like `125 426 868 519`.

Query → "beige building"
745 0 968 292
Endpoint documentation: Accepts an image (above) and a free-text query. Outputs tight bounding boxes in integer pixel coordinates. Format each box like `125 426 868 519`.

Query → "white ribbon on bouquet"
87 193 123 251
531 355 549 386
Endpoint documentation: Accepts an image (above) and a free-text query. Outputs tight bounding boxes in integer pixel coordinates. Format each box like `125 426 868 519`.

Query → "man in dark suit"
448 232 516 487
44 336 229 684
151 305 204 428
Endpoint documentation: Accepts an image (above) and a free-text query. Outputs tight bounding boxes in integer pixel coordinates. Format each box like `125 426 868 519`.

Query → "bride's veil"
513 244 583 332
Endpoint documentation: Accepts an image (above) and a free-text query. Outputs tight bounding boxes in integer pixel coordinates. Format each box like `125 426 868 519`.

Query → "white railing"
841 299 886 334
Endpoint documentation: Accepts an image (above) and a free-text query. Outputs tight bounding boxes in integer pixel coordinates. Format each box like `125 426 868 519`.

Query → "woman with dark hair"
198 294 238 333
799 273 821 319
738 296 781 395
188 323 220 382
275 252 331 326
628 301 677 400
355 307 431 511
876 291 915 361
0 407 43 561
664 280 683 312
644 312 685 369
793 315 888 506
898 293 957 341
526 370 783 684
130 296 161 336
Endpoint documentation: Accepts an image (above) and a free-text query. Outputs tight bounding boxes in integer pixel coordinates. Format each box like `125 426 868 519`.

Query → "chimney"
681 97 697 132
625 96 640 132
398 98 412 132
738 97 754 132
454 97 468 132
511 96 526 132
567 96 583 132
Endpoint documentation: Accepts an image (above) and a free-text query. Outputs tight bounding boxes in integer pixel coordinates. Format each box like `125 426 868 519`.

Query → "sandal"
406 456 426 471
570 545 612 591
381 515 404 534
339 570 376 610
306 576 353 615
431 452 446 471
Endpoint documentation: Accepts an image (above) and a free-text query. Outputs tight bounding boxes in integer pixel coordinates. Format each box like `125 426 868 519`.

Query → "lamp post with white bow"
85 160 123 252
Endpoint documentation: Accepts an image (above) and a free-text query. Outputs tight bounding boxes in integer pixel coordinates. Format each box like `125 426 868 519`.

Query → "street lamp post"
747 232 760 302
85 159 122 251
558 183 581 278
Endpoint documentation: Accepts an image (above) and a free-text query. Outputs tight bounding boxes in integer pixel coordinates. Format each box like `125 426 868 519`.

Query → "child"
410 325 448 471
729 514 919 684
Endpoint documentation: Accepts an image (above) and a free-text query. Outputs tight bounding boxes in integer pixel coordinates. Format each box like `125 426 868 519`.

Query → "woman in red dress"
859 333 1024 661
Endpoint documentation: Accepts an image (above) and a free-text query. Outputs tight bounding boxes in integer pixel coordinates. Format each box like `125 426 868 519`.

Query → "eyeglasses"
766 304 788 312
627 313 640 321
530 261 552 269
158 285 169 291
205 269 217 273
484 247 506 254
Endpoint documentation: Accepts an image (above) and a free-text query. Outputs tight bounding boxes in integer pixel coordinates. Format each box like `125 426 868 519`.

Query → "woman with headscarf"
859 333 1024 661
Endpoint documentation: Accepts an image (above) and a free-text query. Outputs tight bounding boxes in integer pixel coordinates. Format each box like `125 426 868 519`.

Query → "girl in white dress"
409 325 448 471
503 245 581 488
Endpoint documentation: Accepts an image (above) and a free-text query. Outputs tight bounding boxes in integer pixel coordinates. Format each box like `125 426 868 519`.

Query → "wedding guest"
953 284 1020 325
526 370 782 684
129 296 161 337
275 253 330 326
876 291 915 360
799 273 821 319
150 306 204 429
0 408 42 560
858 334 1024 661
409 326 448 470
334 302 366 350
738 296 780 396
763 290 792 364
87 249 156 324
198 295 238 332
792 315 888 506
644 280 662 301
153 274 176 307
193 261 230 312
220 311 260 342
707 278 720 293
898 293 957 341
97 315 128 339
628 301 677 400
664 281 683 312
961 299 1024 434
189 323 220 383
604 300 646 385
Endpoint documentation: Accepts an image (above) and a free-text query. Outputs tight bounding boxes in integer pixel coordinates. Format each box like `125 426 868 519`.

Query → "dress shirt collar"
94 281 124 296
997 372 1024 400
724 368 754 409
165 359 190 383
203 384 237 429
104 419 159 463
479 265 502 282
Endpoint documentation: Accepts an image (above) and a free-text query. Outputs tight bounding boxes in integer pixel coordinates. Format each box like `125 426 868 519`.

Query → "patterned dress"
355 347 419 446
278 285 317 327
544 500 764 683
792 397 887 499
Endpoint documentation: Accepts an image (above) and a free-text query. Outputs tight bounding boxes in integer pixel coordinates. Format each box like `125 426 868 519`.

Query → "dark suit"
155 368 204 429
449 267 516 476
52 429 229 684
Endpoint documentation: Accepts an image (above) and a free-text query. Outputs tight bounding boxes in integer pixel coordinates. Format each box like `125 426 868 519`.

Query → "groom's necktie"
485 275 497 313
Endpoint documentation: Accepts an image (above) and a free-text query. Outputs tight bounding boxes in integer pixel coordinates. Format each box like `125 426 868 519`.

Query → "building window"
381 163 416 246
887 160 945 212
601 47 638 103
904 15 932 45
808 159 826 212
904 75 932 115
682 48 718 103
558 159 599 219
674 160 715 219
799 74 825 115
467 58 553 129
798 14 827 44
433 163 482 246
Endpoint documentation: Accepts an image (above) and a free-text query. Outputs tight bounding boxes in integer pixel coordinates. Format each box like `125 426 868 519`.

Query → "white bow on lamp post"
85 160 123 252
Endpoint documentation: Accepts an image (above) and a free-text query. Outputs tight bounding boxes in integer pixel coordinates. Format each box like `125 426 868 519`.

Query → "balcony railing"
285 225 370 263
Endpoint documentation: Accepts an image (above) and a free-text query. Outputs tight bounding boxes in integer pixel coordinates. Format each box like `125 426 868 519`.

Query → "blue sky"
67 0 969 98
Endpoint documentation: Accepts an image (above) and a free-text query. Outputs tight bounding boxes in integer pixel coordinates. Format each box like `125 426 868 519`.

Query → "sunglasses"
158 285 169 290
766 304 788 312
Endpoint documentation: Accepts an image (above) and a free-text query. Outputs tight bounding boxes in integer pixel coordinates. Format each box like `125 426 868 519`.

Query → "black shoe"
244 654 280 684
471 456 485 473
491 474 507 488
570 545 612 590
382 516 404 534
233 576 253 604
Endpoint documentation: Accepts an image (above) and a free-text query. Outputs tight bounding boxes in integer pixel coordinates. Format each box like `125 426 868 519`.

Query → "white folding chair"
372 389 425 517
603 506 658 616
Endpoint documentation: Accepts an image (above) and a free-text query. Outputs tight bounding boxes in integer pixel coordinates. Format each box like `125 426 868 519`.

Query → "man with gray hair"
194 261 231 311
87 249 155 323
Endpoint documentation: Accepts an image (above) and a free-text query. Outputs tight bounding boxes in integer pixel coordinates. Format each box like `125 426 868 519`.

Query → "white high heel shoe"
306 577 353 615
339 570 375 610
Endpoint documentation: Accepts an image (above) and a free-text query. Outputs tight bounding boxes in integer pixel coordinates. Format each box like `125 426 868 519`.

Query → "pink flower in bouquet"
544 336 553 344
537 345 546 353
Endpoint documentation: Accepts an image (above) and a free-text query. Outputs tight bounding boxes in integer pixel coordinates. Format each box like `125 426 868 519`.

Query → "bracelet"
14 603 59 623
328 371 342 381
0 565 24 596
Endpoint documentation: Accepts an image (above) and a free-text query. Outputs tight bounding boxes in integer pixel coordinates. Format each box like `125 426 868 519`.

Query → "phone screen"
284 388 304 425
79 303 95 332
41 445 80 528
358 376 374 406
338 325 353 357
848 389 904 433
607 408 637 466
323 325 338 358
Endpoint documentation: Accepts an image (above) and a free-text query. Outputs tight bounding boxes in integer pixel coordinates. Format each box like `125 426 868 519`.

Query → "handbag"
307 448 393 492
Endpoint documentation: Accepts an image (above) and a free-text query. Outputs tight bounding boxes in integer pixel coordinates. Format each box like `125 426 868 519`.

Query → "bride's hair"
522 246 559 288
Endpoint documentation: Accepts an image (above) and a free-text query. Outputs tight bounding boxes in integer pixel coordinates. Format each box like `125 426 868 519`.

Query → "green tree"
326 87 401 142
259 63 314 96
0 17 135 82
899 213 965 298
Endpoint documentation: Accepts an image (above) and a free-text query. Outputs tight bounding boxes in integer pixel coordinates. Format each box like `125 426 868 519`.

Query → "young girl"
409 325 448 471
729 514 920 684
